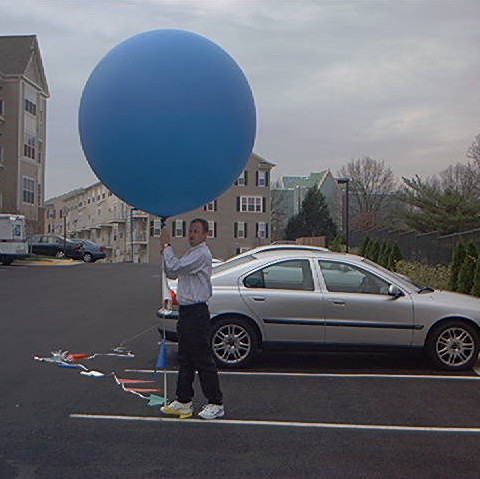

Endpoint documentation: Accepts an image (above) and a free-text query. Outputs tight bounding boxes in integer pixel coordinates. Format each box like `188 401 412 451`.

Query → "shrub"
471 261 480 297
359 237 371 257
396 260 449 291
457 242 478 294
448 242 466 291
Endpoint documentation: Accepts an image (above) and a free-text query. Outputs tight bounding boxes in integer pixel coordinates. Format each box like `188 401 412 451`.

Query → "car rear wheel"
55 251 65 259
83 253 93 262
426 320 480 371
211 317 259 368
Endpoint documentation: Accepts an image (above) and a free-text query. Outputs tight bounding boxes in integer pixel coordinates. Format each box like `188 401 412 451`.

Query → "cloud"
1 0 479 198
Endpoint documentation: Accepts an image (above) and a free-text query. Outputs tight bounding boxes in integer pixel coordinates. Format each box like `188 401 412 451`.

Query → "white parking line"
70 413 480 434
125 369 480 381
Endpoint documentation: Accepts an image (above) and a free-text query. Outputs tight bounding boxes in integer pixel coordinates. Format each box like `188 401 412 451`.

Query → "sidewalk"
17 258 83 266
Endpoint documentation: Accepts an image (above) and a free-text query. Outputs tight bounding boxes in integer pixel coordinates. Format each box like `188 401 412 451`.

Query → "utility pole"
337 178 350 253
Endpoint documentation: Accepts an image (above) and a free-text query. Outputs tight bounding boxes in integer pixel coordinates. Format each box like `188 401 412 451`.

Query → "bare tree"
337 157 397 228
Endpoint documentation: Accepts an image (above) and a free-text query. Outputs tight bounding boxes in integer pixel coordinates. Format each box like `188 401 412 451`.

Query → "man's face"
188 221 208 247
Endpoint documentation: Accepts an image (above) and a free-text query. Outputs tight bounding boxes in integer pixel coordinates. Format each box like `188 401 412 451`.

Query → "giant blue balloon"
79 29 256 218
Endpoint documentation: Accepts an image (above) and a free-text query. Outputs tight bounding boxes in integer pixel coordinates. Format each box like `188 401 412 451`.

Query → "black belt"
179 302 207 310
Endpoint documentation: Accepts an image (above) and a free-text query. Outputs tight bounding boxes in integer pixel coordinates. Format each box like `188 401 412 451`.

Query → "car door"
318 260 414 347
37 235 50 256
239 258 326 344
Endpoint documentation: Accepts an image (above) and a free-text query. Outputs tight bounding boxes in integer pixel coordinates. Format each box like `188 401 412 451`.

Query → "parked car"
29 234 80 259
158 249 480 371
68 239 106 262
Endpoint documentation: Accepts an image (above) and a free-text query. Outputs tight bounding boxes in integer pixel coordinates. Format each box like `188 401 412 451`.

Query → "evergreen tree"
448 242 466 291
378 241 388 267
392 242 403 263
471 260 480 297
359 237 371 257
401 176 480 234
457 242 478 294
369 239 381 263
284 185 337 241
329 235 345 252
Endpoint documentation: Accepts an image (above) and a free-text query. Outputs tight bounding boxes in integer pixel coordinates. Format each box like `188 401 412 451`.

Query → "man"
159 218 224 420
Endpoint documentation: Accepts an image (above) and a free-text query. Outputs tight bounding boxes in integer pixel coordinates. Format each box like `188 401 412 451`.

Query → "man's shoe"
160 400 193 419
198 403 225 420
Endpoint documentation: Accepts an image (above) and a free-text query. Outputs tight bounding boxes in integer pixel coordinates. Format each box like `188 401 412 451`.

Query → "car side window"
318 260 389 295
244 260 314 291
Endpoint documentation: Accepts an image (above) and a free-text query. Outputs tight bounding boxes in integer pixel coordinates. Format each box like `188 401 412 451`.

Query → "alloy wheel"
212 323 252 366
435 327 476 368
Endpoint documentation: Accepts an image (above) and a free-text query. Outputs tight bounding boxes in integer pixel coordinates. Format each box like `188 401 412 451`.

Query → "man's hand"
159 228 171 253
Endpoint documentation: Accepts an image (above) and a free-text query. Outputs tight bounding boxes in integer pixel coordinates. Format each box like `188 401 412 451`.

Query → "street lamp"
336 177 350 253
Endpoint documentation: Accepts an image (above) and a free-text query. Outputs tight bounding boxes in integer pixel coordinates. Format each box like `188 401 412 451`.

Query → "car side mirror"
388 284 404 298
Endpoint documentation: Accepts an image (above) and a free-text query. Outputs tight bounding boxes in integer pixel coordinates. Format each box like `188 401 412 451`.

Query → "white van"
0 214 29 265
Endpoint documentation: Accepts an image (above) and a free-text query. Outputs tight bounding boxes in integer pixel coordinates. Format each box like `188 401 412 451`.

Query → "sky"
1 0 479 199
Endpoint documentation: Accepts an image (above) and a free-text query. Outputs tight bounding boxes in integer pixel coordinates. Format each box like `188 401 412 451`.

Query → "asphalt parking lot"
2 262 480 478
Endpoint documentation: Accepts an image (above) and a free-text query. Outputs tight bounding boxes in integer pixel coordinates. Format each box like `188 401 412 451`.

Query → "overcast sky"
1 0 479 199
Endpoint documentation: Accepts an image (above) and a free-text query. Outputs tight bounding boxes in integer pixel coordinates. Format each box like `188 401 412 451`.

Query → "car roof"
220 244 330 263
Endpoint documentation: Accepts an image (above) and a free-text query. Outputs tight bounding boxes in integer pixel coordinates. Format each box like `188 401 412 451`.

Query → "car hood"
416 289 480 317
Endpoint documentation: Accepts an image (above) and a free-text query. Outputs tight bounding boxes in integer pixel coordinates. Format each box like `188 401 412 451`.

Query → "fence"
350 228 480 265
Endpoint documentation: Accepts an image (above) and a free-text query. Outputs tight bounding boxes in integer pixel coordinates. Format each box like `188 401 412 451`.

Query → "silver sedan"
159 250 480 371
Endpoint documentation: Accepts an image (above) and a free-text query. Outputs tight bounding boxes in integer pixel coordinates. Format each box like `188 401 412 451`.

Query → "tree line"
284 132 480 242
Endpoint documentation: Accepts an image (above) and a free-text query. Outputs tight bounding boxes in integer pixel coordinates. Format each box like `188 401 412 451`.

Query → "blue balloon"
79 29 256 218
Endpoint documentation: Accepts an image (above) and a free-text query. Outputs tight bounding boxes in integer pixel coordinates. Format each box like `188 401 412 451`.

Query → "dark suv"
29 234 80 259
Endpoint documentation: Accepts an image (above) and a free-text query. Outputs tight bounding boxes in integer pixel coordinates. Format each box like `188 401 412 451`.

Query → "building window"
234 222 247 238
172 219 186 237
22 177 35 204
256 222 269 239
24 133 36 159
0 144 3 165
0 99 4 116
256 170 269 187
151 220 162 237
235 170 248 186
24 98 37 116
207 221 216 238
204 200 217 212
238 196 264 212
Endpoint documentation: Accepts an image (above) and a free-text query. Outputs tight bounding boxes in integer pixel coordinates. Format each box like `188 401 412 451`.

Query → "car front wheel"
211 317 259 368
426 320 480 371
55 251 65 259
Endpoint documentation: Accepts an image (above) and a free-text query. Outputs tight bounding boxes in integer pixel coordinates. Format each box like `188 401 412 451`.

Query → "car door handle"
253 296 266 302
331 300 345 305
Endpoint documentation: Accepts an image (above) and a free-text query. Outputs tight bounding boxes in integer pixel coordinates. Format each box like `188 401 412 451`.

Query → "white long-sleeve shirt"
163 242 213 306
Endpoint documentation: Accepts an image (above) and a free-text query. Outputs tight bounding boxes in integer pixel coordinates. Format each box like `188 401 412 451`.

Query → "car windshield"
361 258 423 291
212 255 256 275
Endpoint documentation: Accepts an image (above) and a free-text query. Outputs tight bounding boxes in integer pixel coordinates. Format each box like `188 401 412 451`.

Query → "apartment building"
0 35 49 234
45 153 275 262
271 170 342 240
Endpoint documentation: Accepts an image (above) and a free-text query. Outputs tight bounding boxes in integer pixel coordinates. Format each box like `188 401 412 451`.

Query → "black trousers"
176 303 223 405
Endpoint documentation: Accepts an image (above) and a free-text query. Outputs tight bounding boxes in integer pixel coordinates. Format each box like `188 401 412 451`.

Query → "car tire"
426 320 480 371
83 253 93 262
55 251 65 259
211 316 259 369
2 258 13 265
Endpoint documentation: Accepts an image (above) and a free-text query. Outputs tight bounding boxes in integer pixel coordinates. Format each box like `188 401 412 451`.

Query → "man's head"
188 218 209 247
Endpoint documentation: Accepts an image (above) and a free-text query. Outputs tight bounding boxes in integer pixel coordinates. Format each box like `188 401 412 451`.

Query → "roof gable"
0 35 49 95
